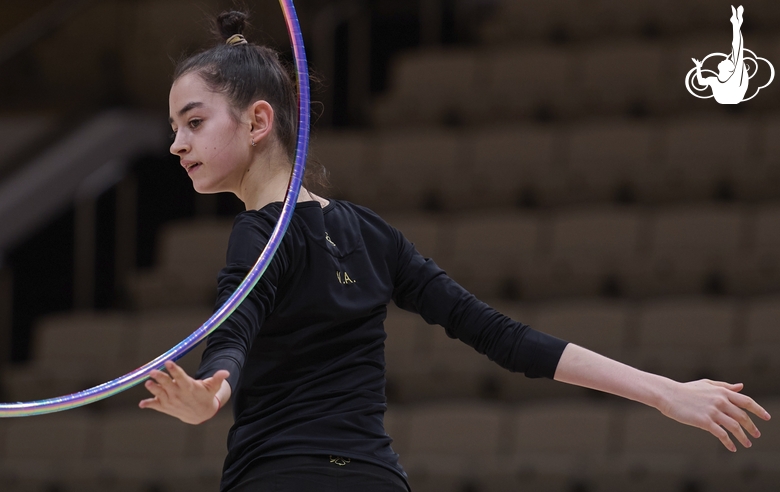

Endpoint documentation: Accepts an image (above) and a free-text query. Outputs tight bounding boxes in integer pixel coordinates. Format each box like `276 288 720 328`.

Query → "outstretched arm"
554 344 771 452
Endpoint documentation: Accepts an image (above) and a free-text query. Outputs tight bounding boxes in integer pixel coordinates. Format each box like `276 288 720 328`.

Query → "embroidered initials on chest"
336 270 356 285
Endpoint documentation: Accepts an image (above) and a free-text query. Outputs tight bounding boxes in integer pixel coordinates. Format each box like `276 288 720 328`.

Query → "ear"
247 100 275 146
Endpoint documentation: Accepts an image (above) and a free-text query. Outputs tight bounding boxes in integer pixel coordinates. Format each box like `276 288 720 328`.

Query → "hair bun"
216 11 249 41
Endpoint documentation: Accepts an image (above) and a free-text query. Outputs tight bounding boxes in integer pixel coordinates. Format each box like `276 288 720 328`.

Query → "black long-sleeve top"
195 199 569 491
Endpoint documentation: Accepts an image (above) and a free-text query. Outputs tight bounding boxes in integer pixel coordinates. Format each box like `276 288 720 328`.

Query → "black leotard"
196 199 569 491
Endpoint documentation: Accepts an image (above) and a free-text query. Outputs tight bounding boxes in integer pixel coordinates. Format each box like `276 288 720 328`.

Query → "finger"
707 380 743 392
724 402 761 439
150 369 176 390
144 379 169 402
165 360 188 379
164 361 193 388
708 421 737 452
716 413 751 449
729 392 772 421
138 397 181 420
203 370 231 393
139 397 161 410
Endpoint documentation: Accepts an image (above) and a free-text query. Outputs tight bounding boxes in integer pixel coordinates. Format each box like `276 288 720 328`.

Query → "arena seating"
4 3 780 491
477 0 780 43
313 114 778 212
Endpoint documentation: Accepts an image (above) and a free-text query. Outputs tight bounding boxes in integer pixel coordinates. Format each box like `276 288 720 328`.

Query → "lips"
181 161 202 173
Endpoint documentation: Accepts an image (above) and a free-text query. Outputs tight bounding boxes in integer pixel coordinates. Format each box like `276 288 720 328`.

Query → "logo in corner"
685 5 774 104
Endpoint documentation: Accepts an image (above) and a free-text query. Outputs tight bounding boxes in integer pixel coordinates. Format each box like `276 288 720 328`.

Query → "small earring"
251 140 256 147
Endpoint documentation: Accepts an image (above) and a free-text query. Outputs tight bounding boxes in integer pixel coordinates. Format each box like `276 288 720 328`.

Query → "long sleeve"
195 210 290 390
390 228 568 379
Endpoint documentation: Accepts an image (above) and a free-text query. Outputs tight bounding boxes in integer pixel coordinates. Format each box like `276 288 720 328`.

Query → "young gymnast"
140 10 771 492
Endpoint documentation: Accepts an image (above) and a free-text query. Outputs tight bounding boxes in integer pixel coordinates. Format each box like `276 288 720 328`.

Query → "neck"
235 143 325 211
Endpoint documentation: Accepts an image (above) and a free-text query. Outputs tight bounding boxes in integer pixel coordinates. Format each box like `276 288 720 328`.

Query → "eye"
188 118 202 129
169 130 177 140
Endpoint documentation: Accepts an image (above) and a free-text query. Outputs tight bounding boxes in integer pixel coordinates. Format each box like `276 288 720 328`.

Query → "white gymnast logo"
685 5 774 104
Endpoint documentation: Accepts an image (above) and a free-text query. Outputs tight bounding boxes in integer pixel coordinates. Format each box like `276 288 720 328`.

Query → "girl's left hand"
657 379 771 452
139 360 230 425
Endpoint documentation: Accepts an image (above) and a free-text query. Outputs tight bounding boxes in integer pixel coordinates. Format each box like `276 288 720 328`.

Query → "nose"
169 131 190 156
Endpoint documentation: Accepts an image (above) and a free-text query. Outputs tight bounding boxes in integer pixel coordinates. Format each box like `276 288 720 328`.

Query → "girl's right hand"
139 360 231 425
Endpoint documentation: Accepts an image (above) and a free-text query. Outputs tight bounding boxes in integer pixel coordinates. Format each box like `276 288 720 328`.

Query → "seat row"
385 400 780 491
0 408 230 491
2 308 211 404
313 116 780 211
384 297 780 401
0 399 777 492
373 37 780 127
476 0 780 43
4 294 779 404
124 204 780 309
387 205 780 300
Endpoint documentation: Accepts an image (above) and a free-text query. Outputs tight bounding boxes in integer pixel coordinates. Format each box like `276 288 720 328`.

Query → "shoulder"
224 205 289 266
229 208 279 241
329 199 395 232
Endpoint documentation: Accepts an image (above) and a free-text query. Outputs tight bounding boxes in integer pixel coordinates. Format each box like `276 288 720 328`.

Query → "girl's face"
169 72 252 194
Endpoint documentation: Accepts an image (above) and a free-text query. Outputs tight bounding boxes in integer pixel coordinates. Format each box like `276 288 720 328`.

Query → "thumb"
203 370 230 393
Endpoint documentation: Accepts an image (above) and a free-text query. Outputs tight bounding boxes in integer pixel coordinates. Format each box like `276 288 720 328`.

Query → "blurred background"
1 0 780 491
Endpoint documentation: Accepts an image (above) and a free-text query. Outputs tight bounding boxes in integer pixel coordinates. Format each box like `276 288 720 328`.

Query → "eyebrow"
168 101 204 124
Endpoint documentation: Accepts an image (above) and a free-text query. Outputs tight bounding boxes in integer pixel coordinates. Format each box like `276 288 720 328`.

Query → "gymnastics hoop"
0 0 310 418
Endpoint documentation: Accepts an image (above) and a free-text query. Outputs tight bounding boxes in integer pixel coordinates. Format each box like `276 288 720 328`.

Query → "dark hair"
174 10 329 191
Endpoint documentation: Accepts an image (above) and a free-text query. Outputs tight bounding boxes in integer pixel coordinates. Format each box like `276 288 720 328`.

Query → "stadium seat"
592 404 721 492
650 117 755 202
752 116 780 200
473 46 574 122
383 213 445 260
100 411 191 478
512 401 615 457
373 49 479 127
528 207 647 298
556 119 659 205
629 205 746 297
2 412 94 480
405 403 504 457
32 312 133 378
309 131 374 204
129 308 212 377
194 411 233 474
478 0 592 43
729 297 780 394
383 306 434 402
628 298 738 382
469 125 559 208
577 41 667 117
427 324 505 399
401 403 505 492
730 204 780 296
127 219 232 308
532 300 628 359
374 130 471 211
447 212 539 300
